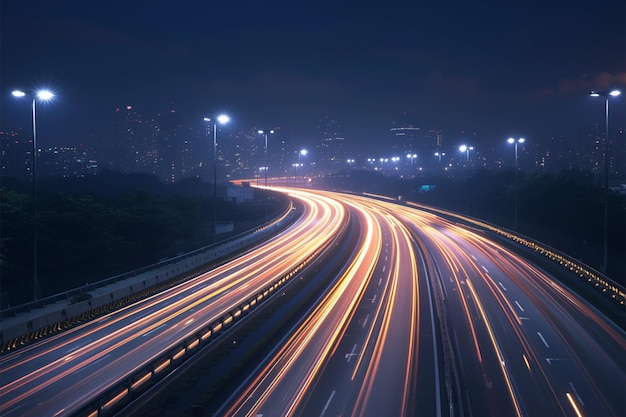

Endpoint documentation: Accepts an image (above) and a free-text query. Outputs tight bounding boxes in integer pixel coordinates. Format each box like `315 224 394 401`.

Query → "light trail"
0 188 347 417
1 186 623 417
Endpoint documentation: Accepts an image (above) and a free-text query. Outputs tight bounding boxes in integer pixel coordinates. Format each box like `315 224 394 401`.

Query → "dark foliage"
0 172 286 307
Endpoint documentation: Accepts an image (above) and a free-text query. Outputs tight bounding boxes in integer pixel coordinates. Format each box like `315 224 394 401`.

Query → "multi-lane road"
0 186 623 417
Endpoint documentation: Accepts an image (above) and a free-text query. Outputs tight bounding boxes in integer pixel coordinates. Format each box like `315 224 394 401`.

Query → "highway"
0 191 348 417
217 189 625 417
0 187 623 417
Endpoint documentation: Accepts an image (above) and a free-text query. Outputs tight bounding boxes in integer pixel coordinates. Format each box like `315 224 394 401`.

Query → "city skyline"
2 102 624 185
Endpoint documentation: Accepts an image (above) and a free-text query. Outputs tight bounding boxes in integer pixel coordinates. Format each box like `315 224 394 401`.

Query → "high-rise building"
156 108 182 182
113 105 158 175
317 116 345 172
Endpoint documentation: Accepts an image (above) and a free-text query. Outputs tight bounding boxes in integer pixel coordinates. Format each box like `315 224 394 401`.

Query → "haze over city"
2 0 624 151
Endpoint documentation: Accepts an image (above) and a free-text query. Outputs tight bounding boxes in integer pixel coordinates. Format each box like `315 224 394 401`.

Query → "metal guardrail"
0 209 294 320
359 192 625 305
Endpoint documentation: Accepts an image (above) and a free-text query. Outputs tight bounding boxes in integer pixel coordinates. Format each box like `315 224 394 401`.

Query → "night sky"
1 0 624 151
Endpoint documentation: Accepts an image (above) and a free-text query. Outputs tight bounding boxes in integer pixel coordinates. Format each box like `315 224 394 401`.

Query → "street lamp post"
507 137 525 231
459 145 474 166
590 89 621 273
257 129 274 189
407 153 417 168
435 151 446 169
204 114 230 235
294 149 307 185
257 129 274 224
12 89 54 301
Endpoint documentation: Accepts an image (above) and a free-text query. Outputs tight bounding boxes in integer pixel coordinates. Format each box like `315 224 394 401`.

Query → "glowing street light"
589 89 621 273
406 153 417 167
11 88 55 301
507 137 526 231
204 114 231 235
459 144 474 166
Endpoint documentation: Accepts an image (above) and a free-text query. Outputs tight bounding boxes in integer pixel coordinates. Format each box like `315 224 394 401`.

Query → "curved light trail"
0 186 623 417
0 190 347 417
218 188 624 417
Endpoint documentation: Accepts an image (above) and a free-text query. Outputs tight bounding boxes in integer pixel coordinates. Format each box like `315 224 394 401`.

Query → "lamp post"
590 89 621 273
12 88 54 301
204 114 230 235
294 149 307 185
507 137 525 231
257 129 274 224
434 151 446 168
406 153 417 168
257 130 274 189
459 145 474 166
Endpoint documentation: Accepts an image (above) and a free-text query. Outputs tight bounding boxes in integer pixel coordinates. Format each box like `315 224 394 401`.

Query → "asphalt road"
216 189 625 417
0 187 623 417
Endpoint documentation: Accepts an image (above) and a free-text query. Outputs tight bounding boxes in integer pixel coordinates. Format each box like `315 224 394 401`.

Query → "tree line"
1 171 285 308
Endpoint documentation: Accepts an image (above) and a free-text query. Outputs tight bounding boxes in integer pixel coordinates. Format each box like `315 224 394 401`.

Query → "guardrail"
360 192 625 306
0 201 298 352
71 211 340 417
403 200 626 306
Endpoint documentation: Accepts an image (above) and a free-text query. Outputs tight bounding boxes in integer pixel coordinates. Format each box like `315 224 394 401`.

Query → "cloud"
519 71 626 101
428 71 483 100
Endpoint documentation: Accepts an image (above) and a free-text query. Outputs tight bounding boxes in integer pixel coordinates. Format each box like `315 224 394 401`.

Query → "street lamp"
590 89 621 273
12 88 55 301
459 145 474 166
204 114 230 235
434 151 446 164
294 149 307 184
507 137 525 231
406 153 417 167
257 129 274 189
257 129 274 224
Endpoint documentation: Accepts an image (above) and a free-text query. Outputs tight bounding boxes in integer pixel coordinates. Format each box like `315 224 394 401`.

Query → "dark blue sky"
1 0 624 150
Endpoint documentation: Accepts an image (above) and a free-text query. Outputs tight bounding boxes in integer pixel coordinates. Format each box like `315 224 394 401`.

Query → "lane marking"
569 382 584 405
345 344 358 362
378 278 382 286
482 266 490 274
545 358 560 365
514 301 524 312
471 255 477 261
361 314 369 328
75 354 111 373
320 390 336 417
382 265 386 273
537 332 550 348
371 294 377 304
142 323 167 337
498 281 507 291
